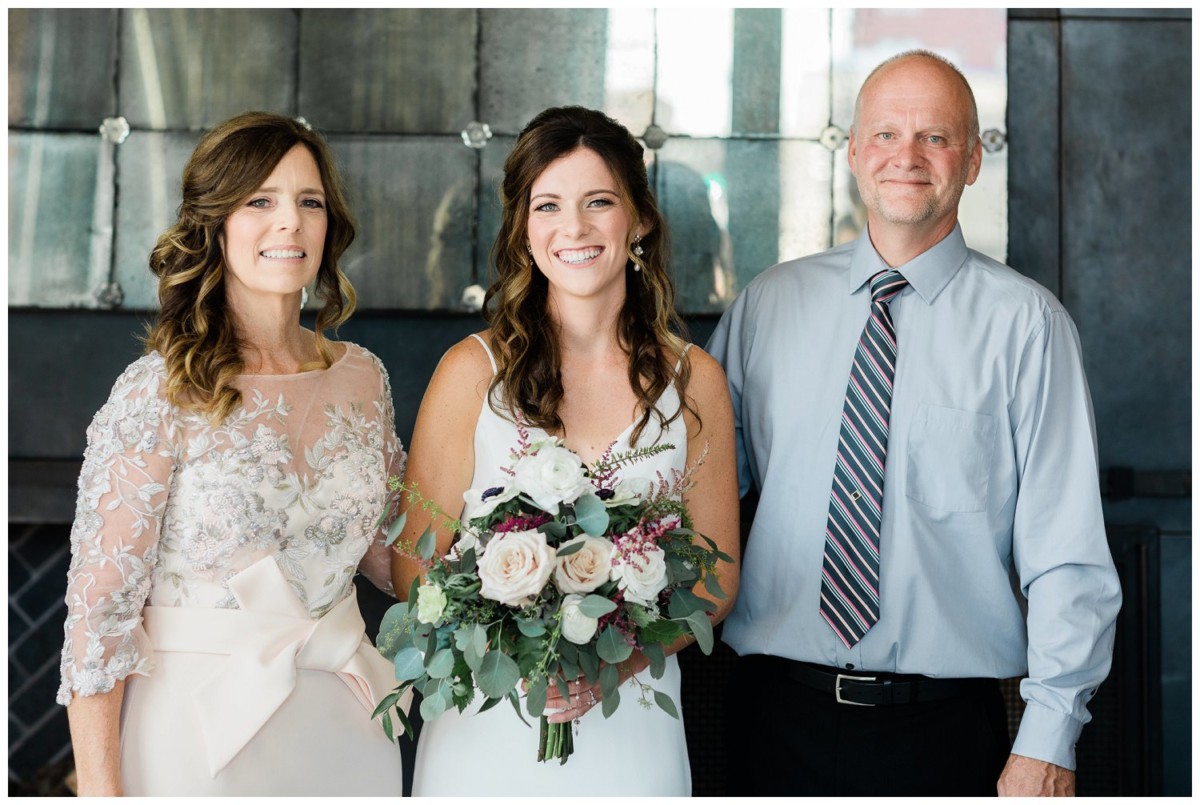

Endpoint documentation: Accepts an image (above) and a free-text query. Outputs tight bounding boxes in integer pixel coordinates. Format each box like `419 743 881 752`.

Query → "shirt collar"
848 222 969 304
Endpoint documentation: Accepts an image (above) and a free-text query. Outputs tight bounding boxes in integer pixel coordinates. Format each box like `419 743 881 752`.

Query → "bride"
393 105 740 796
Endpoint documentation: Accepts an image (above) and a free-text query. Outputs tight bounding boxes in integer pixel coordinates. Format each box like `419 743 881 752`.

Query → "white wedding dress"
411 334 693 796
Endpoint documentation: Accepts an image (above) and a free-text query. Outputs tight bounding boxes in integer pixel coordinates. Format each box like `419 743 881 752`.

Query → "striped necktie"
819 269 908 648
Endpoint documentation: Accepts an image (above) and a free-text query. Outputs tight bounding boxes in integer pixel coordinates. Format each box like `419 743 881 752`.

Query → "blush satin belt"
140 555 407 777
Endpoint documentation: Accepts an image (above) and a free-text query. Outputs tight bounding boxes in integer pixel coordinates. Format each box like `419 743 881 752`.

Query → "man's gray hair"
851 49 980 145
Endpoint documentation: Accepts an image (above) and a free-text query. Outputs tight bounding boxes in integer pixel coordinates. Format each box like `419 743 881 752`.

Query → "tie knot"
871 270 908 305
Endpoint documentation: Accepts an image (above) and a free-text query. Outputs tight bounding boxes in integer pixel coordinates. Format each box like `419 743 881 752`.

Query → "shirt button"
845 663 855 670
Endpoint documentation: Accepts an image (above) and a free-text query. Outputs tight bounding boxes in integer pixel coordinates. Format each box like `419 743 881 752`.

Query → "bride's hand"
543 676 603 724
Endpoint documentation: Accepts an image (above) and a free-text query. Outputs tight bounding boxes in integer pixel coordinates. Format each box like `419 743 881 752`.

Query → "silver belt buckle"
835 673 876 706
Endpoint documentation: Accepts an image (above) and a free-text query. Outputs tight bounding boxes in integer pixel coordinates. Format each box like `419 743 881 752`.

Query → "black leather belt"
782 660 989 706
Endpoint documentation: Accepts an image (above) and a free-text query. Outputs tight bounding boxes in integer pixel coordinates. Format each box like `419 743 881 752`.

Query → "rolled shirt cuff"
1011 700 1085 771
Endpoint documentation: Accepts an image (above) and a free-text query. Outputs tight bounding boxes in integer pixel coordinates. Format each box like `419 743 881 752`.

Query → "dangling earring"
632 234 644 257
526 243 533 254
301 287 309 307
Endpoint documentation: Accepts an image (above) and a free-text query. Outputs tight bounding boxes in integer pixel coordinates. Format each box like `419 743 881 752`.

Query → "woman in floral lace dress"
58 112 406 796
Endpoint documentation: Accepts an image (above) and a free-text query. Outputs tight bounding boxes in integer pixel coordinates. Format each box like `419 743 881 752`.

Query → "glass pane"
113 131 201 310
299 9 477 134
480 9 653 135
602 9 656 135
657 138 832 312
332 136 476 310
8 9 117 129
8 132 113 308
655 8 735 137
119 9 296 130
779 8 834 138
830 8 1009 261
475 134 514 289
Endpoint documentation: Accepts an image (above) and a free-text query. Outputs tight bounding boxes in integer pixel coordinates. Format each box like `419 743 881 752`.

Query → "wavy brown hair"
143 112 358 423
483 106 694 447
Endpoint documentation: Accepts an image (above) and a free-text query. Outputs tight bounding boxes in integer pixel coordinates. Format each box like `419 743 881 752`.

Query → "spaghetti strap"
470 333 498 375
674 342 693 375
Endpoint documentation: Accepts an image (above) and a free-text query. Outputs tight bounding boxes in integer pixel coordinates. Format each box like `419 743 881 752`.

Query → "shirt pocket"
904 403 997 513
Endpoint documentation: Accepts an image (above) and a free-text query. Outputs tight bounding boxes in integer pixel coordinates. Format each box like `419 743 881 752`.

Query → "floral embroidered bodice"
58 343 405 705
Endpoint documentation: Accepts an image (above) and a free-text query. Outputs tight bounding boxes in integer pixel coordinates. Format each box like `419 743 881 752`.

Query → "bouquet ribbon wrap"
141 555 409 776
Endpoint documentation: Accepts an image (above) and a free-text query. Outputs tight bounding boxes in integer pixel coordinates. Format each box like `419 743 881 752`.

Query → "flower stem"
537 715 574 765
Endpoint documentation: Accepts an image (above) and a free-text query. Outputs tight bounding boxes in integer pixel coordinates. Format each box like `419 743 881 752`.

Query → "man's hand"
998 753 1076 796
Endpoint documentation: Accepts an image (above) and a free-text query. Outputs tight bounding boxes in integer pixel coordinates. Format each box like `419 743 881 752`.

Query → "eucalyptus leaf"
420 689 447 721
393 646 426 682
476 650 521 699
640 618 684 645
653 690 680 719
555 539 585 557
416 525 437 562
599 662 619 700
573 493 610 536
555 674 571 701
703 569 727 599
559 656 579 683
526 677 549 718
375 602 411 660
669 587 716 618
384 510 407 546
426 648 455 679
460 546 477 575
538 520 568 539
577 594 618 618
506 690 532 727
463 632 485 672
643 642 667 679
516 618 547 637
596 625 634 664
601 685 620 718
665 555 699 586
478 696 503 715
684 610 714 654
579 649 600 684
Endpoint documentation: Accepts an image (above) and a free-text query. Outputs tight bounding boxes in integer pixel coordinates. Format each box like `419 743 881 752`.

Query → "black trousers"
725 654 1011 796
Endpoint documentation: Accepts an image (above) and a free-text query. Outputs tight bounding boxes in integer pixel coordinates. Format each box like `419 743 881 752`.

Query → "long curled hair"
483 106 694 446
143 112 357 423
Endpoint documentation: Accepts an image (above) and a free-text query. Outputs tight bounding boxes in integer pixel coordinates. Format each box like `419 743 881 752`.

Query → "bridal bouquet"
373 423 731 764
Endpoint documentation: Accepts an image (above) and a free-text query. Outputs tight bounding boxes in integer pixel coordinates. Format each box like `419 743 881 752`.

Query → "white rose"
415 584 448 624
513 444 590 513
554 535 614 595
612 546 669 606
559 594 600 644
476 528 556 607
462 483 520 520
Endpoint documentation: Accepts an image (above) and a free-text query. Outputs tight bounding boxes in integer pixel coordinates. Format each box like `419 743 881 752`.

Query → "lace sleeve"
57 356 176 705
356 350 406 597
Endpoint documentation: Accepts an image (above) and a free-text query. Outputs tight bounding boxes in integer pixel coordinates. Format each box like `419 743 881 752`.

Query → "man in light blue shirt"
707 50 1120 796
